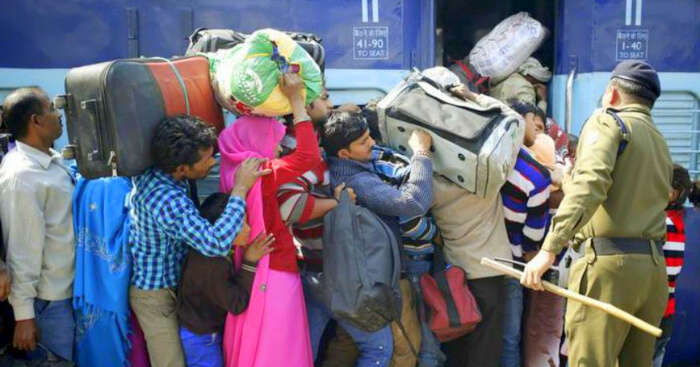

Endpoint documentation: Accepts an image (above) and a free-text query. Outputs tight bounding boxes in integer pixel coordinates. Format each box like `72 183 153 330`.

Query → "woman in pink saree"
218 74 319 367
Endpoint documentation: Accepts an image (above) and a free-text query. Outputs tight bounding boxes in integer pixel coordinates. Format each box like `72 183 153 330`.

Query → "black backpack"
321 191 402 332
186 28 326 72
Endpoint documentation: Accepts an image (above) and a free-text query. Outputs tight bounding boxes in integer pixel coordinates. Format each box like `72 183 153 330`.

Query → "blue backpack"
321 190 402 332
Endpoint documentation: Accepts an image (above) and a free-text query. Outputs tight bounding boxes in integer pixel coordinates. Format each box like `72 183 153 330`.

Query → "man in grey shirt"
0 87 75 362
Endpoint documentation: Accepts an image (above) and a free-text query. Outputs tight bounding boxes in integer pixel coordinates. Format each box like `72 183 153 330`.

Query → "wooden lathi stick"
481 257 662 337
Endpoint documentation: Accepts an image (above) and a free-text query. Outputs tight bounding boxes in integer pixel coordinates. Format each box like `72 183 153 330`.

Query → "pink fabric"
523 290 566 367
219 116 313 367
128 311 151 367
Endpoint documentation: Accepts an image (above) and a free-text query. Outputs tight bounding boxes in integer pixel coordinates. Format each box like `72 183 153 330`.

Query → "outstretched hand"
243 233 276 263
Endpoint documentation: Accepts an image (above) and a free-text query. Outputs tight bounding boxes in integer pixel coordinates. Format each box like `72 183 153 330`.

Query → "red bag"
455 60 490 94
420 247 481 342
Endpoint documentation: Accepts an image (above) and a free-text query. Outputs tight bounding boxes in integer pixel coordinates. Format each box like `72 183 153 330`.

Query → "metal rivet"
458 153 465 161
260 284 267 292
458 175 464 182
397 126 406 133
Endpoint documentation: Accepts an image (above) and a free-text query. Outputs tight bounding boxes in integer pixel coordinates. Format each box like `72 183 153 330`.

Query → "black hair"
508 99 546 123
610 78 655 107
151 114 217 173
321 111 368 157
689 180 700 208
1 87 47 140
668 164 692 209
199 192 230 225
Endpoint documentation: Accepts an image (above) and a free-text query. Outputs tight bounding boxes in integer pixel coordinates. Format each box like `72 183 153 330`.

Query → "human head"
321 111 374 162
200 192 250 246
603 60 660 109
689 180 700 208
1 87 62 147
151 114 217 180
509 99 546 147
306 87 333 130
667 164 691 209
530 134 556 168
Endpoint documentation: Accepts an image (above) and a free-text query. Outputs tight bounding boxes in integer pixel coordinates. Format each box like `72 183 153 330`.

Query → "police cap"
611 60 661 100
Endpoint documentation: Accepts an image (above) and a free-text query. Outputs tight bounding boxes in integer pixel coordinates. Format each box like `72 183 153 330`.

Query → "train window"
653 92 700 180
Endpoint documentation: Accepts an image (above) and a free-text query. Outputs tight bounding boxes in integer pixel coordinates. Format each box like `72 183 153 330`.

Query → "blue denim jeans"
303 271 393 367
26 299 75 362
501 278 524 367
179 327 223 367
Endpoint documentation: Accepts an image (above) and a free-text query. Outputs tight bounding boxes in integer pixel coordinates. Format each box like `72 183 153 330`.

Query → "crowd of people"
0 45 699 367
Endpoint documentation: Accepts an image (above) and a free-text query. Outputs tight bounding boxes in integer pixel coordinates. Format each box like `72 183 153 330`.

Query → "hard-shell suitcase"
58 56 224 179
186 27 326 71
376 70 524 199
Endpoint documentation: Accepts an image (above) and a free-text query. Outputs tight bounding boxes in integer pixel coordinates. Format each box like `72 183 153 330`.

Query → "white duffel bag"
468 12 548 83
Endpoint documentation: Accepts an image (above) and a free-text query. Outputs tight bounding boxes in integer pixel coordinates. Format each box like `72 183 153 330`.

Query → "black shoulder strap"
605 108 630 157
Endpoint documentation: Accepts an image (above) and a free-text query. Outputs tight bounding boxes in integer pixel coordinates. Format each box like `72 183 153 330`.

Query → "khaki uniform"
542 104 673 367
489 73 547 112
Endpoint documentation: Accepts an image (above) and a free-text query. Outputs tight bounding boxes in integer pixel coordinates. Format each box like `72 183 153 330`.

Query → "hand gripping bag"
468 12 548 83
208 28 323 117
376 69 524 199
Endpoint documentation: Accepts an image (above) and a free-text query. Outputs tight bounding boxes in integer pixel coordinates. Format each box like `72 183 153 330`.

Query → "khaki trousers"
129 286 185 367
565 242 667 367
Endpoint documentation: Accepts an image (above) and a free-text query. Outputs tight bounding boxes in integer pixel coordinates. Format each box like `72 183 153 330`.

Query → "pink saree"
218 116 313 367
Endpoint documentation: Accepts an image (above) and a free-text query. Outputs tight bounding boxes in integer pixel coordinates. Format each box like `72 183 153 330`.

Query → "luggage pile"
59 28 324 179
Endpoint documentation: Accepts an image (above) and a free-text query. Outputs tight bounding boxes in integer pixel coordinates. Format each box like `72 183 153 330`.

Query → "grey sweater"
326 154 433 232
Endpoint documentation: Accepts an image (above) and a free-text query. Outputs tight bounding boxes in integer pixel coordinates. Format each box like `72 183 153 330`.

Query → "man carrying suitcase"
0 87 75 362
128 115 269 367
521 60 673 367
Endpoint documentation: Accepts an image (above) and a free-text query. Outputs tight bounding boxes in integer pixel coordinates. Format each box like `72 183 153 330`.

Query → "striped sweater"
663 209 685 318
501 149 551 261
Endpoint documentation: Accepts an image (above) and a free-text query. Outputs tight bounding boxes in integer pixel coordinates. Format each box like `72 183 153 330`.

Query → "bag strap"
455 60 489 94
433 243 462 328
394 318 419 358
604 108 630 157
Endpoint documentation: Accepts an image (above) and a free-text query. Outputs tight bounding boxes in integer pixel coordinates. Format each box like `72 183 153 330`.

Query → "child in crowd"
177 193 274 367
653 164 692 367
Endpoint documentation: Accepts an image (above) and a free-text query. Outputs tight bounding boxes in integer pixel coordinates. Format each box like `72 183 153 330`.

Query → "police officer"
521 60 673 367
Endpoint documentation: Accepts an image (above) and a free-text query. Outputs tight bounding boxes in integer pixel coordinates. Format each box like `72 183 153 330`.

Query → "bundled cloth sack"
207 28 323 116
468 12 548 83
186 28 325 72
376 67 524 200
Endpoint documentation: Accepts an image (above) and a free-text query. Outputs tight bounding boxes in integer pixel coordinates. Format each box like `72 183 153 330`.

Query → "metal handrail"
565 66 577 134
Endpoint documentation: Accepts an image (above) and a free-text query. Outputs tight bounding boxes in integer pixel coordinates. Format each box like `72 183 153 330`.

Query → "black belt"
591 237 663 256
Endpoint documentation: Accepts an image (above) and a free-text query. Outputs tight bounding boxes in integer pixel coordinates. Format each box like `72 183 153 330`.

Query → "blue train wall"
552 1 699 365
1 0 699 364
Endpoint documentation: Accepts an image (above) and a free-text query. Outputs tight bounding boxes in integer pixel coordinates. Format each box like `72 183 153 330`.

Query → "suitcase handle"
80 98 107 162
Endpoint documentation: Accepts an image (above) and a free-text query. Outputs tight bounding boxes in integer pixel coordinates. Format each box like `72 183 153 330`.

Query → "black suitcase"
57 56 224 179
186 27 326 71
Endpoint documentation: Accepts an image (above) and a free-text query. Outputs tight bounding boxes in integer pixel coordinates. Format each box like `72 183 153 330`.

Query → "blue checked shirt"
129 168 246 290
